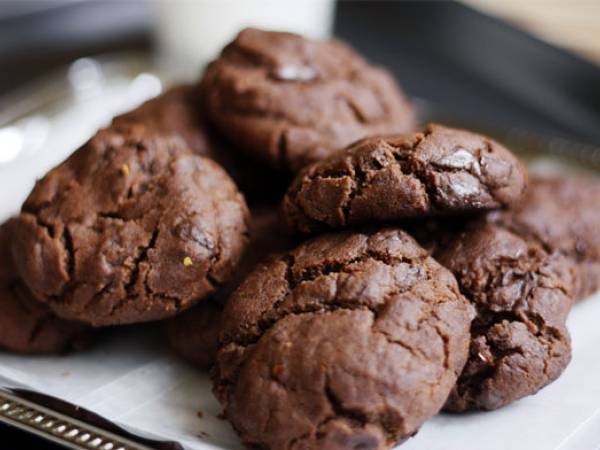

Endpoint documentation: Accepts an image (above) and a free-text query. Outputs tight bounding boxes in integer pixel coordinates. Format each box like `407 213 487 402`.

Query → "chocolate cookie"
113 85 210 155
214 228 474 449
11 124 250 326
283 124 528 233
488 175 600 300
114 85 290 205
165 300 222 370
200 28 416 172
0 220 90 353
434 222 575 411
165 207 295 369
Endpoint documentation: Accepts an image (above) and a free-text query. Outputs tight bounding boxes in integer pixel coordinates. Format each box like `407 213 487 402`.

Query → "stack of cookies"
2 28 600 450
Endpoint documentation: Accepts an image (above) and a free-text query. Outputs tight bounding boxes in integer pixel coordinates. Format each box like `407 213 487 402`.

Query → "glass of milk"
154 0 336 79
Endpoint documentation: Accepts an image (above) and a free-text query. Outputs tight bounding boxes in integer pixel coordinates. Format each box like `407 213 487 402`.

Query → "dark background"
335 2 600 143
1 1 599 144
0 0 599 448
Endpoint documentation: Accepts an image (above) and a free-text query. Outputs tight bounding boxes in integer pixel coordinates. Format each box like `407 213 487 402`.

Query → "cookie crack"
105 228 160 318
375 327 421 360
97 211 125 220
432 323 451 371
235 305 374 349
43 223 76 305
271 253 295 314
341 95 368 124
227 247 435 348
76 281 114 320
25 211 56 238
27 314 52 345
339 161 367 225
291 250 424 288
323 375 368 428
61 226 75 283
314 373 404 445
126 229 159 296
375 300 453 397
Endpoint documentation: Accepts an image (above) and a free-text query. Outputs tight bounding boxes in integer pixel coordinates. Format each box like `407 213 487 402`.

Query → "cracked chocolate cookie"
214 228 474 449
165 207 295 369
0 220 91 353
434 222 575 411
283 124 528 233
11 124 250 326
114 84 290 205
200 28 416 173
488 175 600 301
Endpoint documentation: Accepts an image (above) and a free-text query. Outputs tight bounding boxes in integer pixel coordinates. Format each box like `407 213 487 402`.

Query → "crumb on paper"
197 431 210 439
196 410 203 418
183 256 193 267
121 164 130 177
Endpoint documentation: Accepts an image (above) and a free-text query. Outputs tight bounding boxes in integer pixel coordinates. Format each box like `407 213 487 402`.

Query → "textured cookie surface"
214 228 474 449
165 207 295 369
435 222 575 411
0 220 90 353
201 28 416 172
12 125 250 326
113 85 210 155
165 300 223 370
488 175 600 300
113 85 289 205
283 124 528 233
